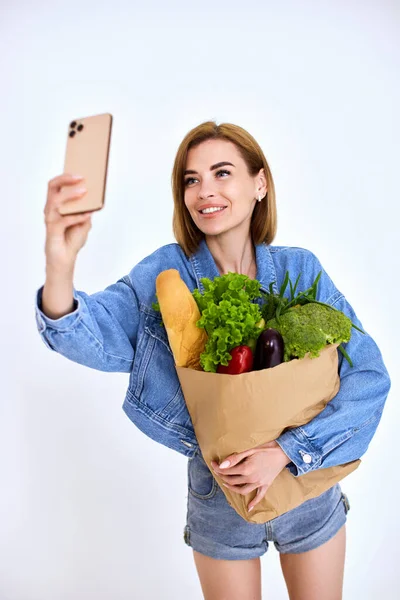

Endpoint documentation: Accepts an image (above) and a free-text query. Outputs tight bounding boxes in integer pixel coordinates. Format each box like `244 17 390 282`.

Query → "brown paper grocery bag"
176 343 360 524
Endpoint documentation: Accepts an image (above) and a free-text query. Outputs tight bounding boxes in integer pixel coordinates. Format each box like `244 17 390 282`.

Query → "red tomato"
216 346 254 374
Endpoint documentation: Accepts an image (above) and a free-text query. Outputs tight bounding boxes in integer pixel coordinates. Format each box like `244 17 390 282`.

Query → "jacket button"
302 454 312 464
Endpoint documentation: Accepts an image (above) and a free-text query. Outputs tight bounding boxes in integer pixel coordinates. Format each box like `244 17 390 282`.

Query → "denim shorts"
184 448 350 560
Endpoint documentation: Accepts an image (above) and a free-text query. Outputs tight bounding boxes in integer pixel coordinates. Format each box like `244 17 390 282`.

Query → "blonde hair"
171 121 277 257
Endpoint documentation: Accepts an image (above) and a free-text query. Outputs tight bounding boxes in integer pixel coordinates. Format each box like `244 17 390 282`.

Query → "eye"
215 169 231 178
184 177 198 187
184 169 231 187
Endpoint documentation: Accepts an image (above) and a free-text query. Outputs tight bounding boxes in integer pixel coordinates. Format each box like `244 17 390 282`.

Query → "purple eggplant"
254 328 284 370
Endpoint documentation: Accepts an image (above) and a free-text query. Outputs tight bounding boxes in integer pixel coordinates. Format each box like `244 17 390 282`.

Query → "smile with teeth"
199 206 227 214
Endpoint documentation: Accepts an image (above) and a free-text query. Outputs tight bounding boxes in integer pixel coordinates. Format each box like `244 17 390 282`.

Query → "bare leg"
279 524 346 600
192 550 262 600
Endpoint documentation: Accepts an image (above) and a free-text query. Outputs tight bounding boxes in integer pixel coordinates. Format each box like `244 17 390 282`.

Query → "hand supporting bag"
176 343 360 524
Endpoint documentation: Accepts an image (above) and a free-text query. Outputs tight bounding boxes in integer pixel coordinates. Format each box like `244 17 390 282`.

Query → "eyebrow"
183 161 235 176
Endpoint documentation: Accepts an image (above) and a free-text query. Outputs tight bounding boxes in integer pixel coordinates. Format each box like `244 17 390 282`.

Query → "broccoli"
266 303 353 363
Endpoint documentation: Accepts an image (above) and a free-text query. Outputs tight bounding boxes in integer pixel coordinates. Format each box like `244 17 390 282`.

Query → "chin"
200 225 230 236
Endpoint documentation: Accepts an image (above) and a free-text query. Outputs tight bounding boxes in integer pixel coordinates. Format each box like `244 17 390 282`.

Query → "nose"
198 182 216 200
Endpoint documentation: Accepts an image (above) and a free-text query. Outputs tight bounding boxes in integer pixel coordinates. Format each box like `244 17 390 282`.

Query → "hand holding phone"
41 114 113 319
44 173 93 270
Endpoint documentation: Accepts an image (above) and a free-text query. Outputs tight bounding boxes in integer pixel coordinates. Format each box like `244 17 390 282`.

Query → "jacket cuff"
275 428 323 477
35 285 81 334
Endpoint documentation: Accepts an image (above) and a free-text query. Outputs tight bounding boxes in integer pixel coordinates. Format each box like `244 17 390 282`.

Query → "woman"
36 121 391 600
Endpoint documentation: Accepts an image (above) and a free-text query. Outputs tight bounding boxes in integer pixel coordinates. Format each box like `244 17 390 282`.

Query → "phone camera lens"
69 130 76 138
70 121 77 128
77 124 84 131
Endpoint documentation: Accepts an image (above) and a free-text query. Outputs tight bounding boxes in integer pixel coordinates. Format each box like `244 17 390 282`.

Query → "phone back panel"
59 113 112 215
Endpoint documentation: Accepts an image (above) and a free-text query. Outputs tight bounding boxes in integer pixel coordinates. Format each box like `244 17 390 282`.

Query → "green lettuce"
192 272 264 372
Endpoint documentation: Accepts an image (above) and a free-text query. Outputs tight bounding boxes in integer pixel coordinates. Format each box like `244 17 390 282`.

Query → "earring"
257 192 268 202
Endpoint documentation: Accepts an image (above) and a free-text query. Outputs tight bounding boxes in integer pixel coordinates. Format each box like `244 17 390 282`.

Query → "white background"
1 0 398 598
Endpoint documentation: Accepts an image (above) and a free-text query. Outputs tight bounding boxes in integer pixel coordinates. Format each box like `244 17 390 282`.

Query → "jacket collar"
189 237 278 295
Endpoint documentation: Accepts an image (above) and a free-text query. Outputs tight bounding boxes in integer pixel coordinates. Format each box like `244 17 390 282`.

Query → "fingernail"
71 174 84 179
219 461 230 469
248 506 254 512
75 187 87 194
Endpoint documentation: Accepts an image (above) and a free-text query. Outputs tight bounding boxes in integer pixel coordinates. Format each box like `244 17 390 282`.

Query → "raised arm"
35 173 139 372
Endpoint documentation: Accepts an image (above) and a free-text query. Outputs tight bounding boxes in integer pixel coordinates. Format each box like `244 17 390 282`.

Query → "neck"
205 232 257 278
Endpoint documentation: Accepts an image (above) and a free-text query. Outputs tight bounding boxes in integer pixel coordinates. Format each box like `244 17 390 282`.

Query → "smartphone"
59 113 113 215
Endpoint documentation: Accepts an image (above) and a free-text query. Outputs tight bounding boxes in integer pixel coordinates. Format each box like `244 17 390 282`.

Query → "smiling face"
183 139 266 239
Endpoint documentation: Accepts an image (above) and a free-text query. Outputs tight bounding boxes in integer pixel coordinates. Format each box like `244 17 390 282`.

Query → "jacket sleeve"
34 274 139 373
275 254 391 476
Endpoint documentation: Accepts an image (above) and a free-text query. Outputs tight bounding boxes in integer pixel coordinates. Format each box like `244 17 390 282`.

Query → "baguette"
155 269 207 370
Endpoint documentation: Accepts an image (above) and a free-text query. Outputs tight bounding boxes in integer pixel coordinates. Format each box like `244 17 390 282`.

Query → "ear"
254 168 267 199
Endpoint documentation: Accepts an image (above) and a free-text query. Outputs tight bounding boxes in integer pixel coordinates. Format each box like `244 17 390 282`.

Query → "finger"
213 449 256 470
218 474 249 486
45 187 88 219
45 212 92 233
61 212 92 226
248 485 269 512
222 481 258 495
48 173 85 192
45 209 91 227
211 461 249 477
57 186 88 208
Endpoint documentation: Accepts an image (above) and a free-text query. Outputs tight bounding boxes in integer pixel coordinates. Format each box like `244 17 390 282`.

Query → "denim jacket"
35 238 391 476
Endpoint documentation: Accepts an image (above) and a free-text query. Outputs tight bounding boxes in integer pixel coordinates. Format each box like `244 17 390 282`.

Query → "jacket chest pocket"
129 311 189 421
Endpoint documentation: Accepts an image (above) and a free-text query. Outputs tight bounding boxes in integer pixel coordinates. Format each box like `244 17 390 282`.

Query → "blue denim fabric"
184 448 350 559
34 238 391 475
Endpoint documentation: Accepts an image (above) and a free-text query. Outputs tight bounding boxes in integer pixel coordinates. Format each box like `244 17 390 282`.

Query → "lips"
198 207 227 216
197 205 227 214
